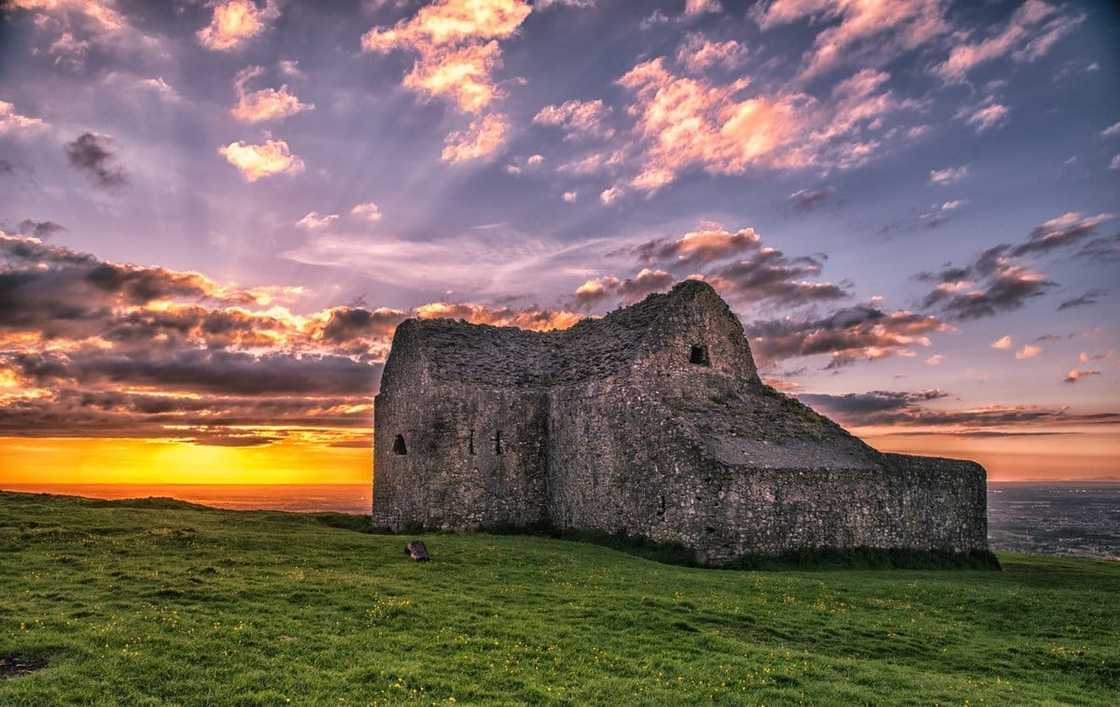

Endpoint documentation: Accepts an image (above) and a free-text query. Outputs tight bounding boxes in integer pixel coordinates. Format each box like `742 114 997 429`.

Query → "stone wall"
374 380 549 531
372 280 990 566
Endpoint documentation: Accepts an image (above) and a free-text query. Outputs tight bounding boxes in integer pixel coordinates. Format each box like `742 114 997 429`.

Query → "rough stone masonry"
373 280 989 566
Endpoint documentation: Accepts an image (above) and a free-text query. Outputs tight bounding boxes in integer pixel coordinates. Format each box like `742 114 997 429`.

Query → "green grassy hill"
1 491 1117 705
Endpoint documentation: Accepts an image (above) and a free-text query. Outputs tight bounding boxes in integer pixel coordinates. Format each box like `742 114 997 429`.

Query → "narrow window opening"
689 344 710 366
493 431 503 455
468 429 476 455
392 434 407 455
657 494 666 515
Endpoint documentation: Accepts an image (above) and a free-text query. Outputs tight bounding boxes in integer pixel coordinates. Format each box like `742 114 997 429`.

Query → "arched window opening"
689 344 710 366
494 431 503 455
468 429 476 455
392 434 407 455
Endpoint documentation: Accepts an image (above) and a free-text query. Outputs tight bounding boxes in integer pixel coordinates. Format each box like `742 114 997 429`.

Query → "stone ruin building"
373 280 988 566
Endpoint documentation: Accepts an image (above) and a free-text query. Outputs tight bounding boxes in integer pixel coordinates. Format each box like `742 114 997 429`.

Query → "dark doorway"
494 431 503 455
689 344 710 366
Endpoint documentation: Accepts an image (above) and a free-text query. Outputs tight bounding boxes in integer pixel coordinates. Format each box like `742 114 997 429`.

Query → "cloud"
0 232 591 442
639 9 671 30
928 165 968 185
13 219 66 238
350 202 382 223
916 212 1117 321
799 389 950 422
634 227 761 267
788 188 832 211
218 139 305 181
754 0 949 80
708 250 849 307
441 113 508 163
675 32 746 74
231 66 314 123
1110 154 1120 171
64 132 126 188
1057 289 1107 311
1100 121 1120 138
412 301 580 331
963 102 1009 133
933 0 1083 82
361 0 531 114
569 270 680 307
930 259 1054 321
1015 344 1041 360
0 100 48 135
616 60 922 192
9 0 162 66
197 0 279 51
533 99 614 141
746 305 949 368
800 388 1117 430
573 276 619 307
684 0 721 15
1076 233 1120 262
599 185 623 205
991 335 1013 349
617 58 809 190
925 353 944 366
1063 368 1101 384
1011 212 1116 257
562 191 577 203
296 212 339 230
616 268 675 303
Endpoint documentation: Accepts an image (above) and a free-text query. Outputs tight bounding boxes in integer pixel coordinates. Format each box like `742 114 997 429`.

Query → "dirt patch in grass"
0 655 47 680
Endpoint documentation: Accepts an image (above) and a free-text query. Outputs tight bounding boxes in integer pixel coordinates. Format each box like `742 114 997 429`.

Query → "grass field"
1 491 1118 705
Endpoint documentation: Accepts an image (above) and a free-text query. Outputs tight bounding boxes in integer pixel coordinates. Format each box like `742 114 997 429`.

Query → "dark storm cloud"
1010 212 1115 257
321 306 409 344
7 349 379 397
0 234 267 340
1057 289 1107 311
937 264 1055 320
0 387 374 444
15 219 66 238
64 132 127 188
915 213 1116 321
1076 233 1120 262
745 305 947 367
709 250 849 307
799 389 949 420
788 188 832 211
799 389 1120 428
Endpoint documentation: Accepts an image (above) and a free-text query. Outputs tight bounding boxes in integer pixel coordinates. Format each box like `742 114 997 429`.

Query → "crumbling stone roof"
406 280 719 386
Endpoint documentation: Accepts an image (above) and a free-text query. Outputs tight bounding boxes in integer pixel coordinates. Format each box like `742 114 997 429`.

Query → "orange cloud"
218 139 305 181
441 113 507 163
0 100 47 135
755 0 949 81
401 41 504 113
198 0 278 51
533 99 614 140
361 0 531 114
618 57 812 190
675 32 746 73
231 66 313 123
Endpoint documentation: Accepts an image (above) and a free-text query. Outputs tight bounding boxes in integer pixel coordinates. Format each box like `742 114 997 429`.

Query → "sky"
0 0 1118 486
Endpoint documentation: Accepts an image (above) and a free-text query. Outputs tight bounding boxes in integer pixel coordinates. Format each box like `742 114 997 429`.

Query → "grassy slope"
0 492 1117 706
